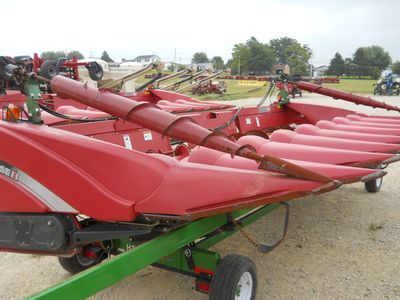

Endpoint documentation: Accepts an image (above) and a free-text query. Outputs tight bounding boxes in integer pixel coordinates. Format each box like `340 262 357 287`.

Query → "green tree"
270 37 296 64
167 64 174 72
67 50 84 60
229 43 250 75
41 51 66 60
327 52 345 76
368 45 392 70
353 47 372 77
191 52 209 64
247 37 275 75
353 46 391 78
392 61 400 75
101 51 114 63
343 58 356 77
211 56 224 71
270 37 312 75
228 37 275 75
167 63 186 72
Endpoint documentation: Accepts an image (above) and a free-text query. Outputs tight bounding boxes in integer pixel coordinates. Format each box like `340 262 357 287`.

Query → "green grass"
324 79 376 94
136 72 376 101
368 222 384 231
197 79 270 101
198 79 376 101
136 74 271 101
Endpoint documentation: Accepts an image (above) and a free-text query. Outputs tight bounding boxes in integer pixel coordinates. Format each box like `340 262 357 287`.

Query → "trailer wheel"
58 249 107 274
40 60 58 79
87 62 104 81
364 176 383 193
209 254 257 300
0 57 14 80
0 79 5 94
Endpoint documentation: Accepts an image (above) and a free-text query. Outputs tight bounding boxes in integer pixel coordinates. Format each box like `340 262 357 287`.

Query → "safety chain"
232 218 259 249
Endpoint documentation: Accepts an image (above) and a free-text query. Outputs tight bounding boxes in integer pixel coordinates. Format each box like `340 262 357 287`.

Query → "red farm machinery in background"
0 53 103 92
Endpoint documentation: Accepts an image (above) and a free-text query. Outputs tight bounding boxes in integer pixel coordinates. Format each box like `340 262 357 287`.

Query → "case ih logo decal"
0 161 20 181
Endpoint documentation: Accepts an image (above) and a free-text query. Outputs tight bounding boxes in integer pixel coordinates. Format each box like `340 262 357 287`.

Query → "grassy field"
324 79 375 94
136 73 376 101
198 78 376 101
196 79 270 100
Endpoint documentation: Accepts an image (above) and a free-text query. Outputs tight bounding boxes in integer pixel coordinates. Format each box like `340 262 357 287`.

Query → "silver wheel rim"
235 271 253 300
76 253 95 267
376 177 383 188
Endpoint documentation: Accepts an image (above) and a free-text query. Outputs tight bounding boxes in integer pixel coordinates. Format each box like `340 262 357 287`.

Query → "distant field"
324 79 375 94
196 79 270 101
136 73 376 101
199 78 376 101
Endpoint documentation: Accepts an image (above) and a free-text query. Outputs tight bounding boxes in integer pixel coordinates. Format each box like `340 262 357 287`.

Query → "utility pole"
174 49 177 72
238 54 241 76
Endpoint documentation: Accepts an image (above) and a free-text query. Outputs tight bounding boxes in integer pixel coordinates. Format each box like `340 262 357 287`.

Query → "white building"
134 55 160 64
313 65 328 77
192 62 213 71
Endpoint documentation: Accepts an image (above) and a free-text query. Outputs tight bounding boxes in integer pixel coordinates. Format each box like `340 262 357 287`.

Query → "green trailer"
30 203 288 300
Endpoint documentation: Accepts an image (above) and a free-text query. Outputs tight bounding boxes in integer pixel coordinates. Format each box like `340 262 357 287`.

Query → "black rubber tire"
40 60 58 79
364 177 383 193
0 79 5 95
87 62 104 81
58 253 102 274
0 57 14 80
209 254 257 300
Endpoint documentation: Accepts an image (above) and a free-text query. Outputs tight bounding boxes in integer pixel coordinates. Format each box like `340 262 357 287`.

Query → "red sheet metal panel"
296 124 400 144
333 117 400 129
187 147 380 183
317 120 400 136
237 135 395 166
270 129 400 153
288 102 354 124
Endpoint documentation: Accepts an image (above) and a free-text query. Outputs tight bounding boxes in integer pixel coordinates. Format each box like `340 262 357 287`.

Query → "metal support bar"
24 77 42 124
100 61 164 90
258 202 289 253
30 203 282 299
154 204 282 276
197 203 281 249
155 247 221 278
176 71 223 93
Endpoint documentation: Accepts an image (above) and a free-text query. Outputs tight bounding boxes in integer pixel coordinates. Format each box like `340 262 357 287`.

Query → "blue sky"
3 0 399 66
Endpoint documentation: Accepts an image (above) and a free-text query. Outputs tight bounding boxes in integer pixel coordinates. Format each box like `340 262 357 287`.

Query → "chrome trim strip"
16 170 77 213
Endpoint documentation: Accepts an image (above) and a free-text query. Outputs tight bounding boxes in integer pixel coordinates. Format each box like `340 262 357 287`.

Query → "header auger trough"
1 63 400 299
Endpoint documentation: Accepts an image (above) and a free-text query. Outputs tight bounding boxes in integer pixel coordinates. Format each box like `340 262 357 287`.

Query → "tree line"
327 46 395 79
191 36 312 76
41 44 399 79
193 39 399 79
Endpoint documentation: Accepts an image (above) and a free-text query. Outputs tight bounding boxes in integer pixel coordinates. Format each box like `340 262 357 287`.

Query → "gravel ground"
1 93 400 299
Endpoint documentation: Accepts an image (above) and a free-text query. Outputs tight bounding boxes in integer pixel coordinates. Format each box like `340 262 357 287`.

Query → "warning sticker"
245 117 252 125
123 135 133 150
258 106 270 113
143 131 153 141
